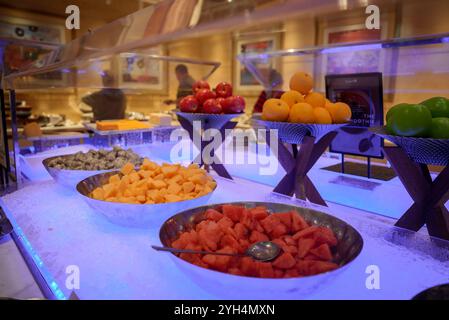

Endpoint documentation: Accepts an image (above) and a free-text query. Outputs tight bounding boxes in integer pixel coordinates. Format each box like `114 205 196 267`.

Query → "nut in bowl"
158 202 363 298
76 160 217 228
43 147 144 189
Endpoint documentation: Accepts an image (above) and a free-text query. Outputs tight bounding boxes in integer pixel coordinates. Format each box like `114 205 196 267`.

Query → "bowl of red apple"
179 81 246 115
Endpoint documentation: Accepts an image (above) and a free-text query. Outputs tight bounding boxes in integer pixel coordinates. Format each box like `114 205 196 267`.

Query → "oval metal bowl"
43 155 111 189
76 171 217 228
159 201 363 298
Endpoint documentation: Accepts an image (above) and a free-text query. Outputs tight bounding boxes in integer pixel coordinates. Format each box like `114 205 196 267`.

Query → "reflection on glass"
81 71 126 121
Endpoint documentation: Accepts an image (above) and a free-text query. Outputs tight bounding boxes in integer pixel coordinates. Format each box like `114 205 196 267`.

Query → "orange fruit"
325 99 334 109
313 107 332 124
289 72 313 95
288 103 315 124
281 90 304 107
329 102 352 123
262 98 290 122
305 92 326 109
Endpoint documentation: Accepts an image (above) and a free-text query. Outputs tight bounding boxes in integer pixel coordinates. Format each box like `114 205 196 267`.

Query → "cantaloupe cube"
191 173 208 185
161 165 178 178
182 181 195 193
165 194 183 203
129 172 140 183
103 183 117 198
138 170 152 179
167 182 182 195
109 174 121 184
121 162 135 175
153 174 164 181
153 180 167 189
92 188 105 200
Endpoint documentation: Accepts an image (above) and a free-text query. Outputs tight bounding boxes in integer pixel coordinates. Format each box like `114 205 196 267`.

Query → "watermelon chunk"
271 223 288 238
205 209 224 222
284 269 301 278
229 268 244 276
249 206 269 220
258 262 275 278
217 216 234 230
272 252 296 269
220 234 241 253
222 205 245 222
273 268 285 278
297 238 315 258
240 257 258 276
291 212 309 232
276 212 292 230
249 230 269 244
260 215 280 234
234 223 249 240
314 227 338 247
292 226 319 240
310 243 333 261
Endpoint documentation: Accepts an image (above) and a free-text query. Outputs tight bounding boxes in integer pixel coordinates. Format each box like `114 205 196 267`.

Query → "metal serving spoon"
152 241 281 262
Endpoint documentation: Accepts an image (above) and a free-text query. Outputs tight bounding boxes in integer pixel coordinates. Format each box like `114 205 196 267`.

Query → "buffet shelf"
1 163 448 300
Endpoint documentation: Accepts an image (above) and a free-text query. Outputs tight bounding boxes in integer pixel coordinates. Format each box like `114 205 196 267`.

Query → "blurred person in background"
164 64 196 107
82 71 126 121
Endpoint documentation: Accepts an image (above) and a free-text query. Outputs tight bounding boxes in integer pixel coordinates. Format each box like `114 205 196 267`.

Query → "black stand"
267 131 338 206
383 146 449 240
177 114 236 180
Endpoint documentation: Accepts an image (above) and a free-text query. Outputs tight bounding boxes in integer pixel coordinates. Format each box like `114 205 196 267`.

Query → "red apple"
216 97 226 107
195 89 216 106
222 96 246 114
192 80 210 93
202 99 223 114
179 95 199 113
215 82 233 98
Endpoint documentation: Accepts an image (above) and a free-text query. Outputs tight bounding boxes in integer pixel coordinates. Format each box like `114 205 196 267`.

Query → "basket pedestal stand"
267 131 338 206
176 113 238 180
383 146 449 240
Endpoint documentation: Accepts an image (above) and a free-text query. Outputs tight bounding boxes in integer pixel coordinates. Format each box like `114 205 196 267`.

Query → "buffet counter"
1 143 448 300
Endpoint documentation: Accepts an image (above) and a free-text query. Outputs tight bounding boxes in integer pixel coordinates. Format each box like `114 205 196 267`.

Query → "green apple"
420 97 449 118
389 104 432 137
386 103 411 123
430 117 449 139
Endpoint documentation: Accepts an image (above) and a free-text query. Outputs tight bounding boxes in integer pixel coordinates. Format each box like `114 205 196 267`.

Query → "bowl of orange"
254 72 351 143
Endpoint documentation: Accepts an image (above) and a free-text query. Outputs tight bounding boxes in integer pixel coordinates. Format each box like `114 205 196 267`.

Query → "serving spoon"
152 241 281 262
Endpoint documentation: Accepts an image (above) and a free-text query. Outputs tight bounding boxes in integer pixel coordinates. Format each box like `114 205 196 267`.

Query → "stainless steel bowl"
43 155 111 189
159 201 363 298
76 171 217 228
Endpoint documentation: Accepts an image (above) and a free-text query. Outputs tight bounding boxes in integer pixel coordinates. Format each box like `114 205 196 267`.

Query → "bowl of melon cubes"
159 202 363 298
76 159 217 228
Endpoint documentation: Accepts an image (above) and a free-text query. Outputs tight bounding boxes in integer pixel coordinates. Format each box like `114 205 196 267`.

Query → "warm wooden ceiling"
0 0 149 22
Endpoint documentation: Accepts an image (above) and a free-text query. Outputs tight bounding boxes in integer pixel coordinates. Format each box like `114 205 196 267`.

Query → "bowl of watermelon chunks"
159 202 363 297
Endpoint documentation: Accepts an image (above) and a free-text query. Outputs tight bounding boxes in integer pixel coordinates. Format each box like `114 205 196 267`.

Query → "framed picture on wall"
234 35 281 92
319 21 396 101
118 46 167 92
0 15 66 88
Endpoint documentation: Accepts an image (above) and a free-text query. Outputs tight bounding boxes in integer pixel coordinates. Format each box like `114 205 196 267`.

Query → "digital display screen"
326 73 384 158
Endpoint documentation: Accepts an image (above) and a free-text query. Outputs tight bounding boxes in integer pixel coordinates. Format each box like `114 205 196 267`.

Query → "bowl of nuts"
43 146 144 189
76 159 217 228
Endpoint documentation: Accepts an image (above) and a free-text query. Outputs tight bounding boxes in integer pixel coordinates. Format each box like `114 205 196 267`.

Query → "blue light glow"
1 203 67 300
321 43 382 54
